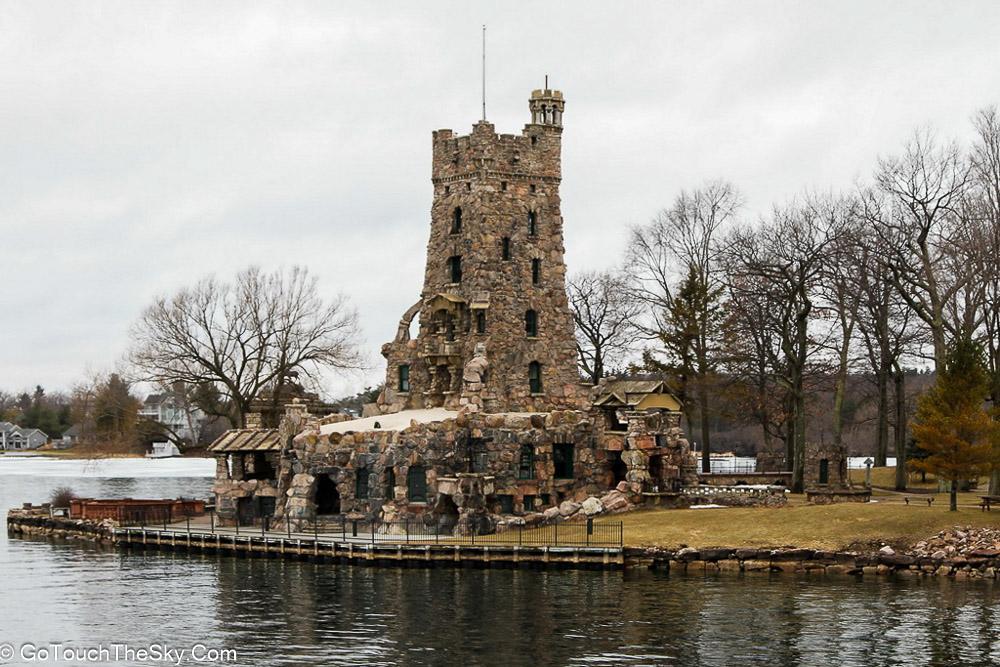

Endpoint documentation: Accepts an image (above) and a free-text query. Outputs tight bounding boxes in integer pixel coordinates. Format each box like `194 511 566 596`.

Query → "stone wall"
261 403 692 534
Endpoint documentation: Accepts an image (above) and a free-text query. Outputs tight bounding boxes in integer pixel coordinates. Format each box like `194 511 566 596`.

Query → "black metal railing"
122 510 623 548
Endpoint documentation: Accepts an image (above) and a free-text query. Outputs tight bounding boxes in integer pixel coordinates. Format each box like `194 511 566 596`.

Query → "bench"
904 496 934 507
980 496 1000 511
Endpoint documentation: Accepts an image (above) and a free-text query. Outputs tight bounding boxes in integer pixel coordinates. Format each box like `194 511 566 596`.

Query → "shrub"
50 486 77 508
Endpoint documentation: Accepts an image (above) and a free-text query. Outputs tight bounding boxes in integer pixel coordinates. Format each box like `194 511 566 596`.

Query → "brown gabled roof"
593 379 680 407
207 429 282 453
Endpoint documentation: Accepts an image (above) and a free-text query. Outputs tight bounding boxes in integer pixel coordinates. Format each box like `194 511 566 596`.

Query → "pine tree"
911 338 1000 511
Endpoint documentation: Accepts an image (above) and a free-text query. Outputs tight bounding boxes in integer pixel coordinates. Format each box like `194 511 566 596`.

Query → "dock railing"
121 509 623 548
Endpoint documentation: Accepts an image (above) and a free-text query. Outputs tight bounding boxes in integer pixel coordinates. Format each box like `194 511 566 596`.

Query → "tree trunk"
990 373 1000 495
875 370 889 467
784 393 796 476
893 369 907 491
950 479 958 512
699 386 711 474
792 384 806 493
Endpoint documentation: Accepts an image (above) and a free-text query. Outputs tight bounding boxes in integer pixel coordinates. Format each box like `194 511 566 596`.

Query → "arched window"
532 258 541 285
355 467 370 499
407 465 427 503
447 256 462 283
502 237 511 260
525 310 538 337
528 211 537 236
528 361 542 394
451 207 462 234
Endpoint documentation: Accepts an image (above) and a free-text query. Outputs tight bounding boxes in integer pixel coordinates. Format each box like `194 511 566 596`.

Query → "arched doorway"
433 494 459 532
314 474 340 515
609 451 627 488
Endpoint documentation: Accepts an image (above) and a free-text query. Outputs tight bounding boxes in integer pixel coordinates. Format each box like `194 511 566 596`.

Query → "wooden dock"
113 526 625 569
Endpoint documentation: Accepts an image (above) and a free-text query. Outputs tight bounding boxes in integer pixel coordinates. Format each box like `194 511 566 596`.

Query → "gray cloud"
3 1 999 396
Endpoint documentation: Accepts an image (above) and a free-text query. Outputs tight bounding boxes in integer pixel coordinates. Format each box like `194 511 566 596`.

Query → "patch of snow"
320 408 459 435
690 504 728 509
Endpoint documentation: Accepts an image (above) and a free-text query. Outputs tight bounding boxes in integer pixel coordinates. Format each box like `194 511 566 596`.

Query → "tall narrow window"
525 310 538 337
553 443 575 479
398 365 410 392
528 361 542 393
384 468 396 500
502 237 511 260
407 465 427 503
532 259 541 285
355 467 370 499
447 256 462 283
528 211 537 236
451 207 462 234
475 311 486 334
518 443 535 480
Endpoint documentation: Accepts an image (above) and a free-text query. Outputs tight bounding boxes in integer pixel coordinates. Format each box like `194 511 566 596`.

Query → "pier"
7 509 625 570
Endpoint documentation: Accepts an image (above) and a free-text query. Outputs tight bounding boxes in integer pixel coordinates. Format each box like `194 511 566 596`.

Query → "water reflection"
3 462 1000 666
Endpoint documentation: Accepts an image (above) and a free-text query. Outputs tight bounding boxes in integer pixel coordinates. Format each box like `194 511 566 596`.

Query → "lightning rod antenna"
481 25 487 120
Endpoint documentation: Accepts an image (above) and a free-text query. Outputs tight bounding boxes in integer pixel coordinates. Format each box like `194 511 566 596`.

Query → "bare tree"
814 195 865 470
567 270 641 384
871 129 974 369
720 201 843 491
970 106 1000 494
627 180 741 471
129 266 362 428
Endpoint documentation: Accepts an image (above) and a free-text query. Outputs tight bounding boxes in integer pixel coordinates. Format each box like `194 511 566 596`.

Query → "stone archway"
432 494 460 531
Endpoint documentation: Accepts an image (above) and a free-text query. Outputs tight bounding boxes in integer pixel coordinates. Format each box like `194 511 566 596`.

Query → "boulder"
581 497 604 516
542 506 562 521
558 500 582 517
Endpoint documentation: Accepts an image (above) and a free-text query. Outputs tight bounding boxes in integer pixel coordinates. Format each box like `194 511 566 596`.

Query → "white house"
0 422 49 450
139 392 206 443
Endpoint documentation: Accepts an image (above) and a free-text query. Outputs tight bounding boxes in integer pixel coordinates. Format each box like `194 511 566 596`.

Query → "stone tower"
378 87 582 414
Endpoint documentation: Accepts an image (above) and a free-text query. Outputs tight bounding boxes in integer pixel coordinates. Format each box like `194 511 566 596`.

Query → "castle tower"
378 87 582 414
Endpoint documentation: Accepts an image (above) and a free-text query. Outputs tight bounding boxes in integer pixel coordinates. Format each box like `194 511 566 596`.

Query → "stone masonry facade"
377 88 582 415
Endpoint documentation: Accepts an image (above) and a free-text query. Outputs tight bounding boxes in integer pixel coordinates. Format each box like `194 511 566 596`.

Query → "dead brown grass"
619 491 1000 550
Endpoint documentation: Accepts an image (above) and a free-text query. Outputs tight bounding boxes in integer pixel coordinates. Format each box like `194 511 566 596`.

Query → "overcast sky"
3 1 1000 399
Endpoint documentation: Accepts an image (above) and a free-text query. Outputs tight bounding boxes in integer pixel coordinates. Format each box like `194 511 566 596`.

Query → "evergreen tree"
911 338 1000 511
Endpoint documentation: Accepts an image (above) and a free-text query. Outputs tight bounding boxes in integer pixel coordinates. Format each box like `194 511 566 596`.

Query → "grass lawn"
619 490 1000 551
846 466 943 490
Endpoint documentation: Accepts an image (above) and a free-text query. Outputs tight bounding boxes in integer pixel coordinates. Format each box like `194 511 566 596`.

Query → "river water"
2 455 999 667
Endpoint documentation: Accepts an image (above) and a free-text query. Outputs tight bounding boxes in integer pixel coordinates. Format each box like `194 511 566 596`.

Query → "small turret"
529 88 564 127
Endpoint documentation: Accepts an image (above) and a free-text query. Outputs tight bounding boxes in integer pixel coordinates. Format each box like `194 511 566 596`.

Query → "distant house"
0 422 49 451
55 424 83 449
139 392 205 443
